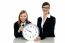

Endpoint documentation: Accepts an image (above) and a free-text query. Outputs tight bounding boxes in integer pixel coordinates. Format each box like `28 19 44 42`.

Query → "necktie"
22 24 24 26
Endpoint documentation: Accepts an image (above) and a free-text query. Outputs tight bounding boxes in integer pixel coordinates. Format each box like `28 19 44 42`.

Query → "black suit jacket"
37 15 56 39
14 21 31 38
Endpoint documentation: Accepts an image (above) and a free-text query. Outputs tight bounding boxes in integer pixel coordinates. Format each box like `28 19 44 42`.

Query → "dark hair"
42 2 50 8
18 10 28 25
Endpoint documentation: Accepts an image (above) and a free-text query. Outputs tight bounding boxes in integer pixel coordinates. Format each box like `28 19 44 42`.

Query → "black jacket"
37 15 56 39
14 21 31 38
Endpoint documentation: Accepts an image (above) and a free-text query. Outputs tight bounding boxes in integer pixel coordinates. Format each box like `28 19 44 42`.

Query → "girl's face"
20 13 27 23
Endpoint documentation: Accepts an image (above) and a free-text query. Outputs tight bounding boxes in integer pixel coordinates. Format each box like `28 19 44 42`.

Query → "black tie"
22 24 24 26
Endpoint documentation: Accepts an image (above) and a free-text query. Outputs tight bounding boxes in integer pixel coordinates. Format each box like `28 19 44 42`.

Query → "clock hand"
26 29 31 33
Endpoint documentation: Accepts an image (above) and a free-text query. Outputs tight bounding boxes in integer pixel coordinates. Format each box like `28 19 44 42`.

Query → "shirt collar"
41 14 51 20
47 14 51 18
21 22 26 26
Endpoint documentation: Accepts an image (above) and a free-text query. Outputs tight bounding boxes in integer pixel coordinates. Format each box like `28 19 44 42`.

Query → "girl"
14 10 31 38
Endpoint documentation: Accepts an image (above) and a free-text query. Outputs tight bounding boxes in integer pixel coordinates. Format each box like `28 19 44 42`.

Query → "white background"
0 0 65 43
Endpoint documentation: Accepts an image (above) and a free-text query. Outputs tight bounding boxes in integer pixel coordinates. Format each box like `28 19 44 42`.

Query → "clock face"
22 23 39 40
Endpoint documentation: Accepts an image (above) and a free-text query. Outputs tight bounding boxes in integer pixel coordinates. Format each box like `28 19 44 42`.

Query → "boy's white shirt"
41 14 51 28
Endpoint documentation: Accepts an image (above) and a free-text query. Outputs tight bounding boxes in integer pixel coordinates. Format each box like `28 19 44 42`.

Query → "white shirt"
20 22 26 26
18 22 26 32
41 14 51 28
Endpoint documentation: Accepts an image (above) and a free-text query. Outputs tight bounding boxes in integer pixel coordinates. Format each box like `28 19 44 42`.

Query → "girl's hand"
18 29 23 32
34 36 41 41
20 29 23 31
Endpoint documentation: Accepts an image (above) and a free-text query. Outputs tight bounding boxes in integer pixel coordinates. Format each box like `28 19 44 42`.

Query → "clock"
22 23 39 41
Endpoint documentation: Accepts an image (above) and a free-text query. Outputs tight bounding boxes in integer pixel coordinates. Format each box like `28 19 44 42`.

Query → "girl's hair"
18 10 28 25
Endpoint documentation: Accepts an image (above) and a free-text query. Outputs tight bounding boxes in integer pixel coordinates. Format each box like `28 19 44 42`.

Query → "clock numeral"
36 31 37 33
25 33 27 35
30 36 31 38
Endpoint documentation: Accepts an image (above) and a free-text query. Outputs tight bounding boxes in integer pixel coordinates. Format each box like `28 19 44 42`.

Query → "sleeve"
14 22 23 38
37 17 43 37
47 17 56 35
37 17 42 28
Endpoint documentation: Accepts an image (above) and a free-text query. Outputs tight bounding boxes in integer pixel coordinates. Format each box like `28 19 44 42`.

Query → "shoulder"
50 15 56 22
50 15 56 20
38 17 42 19
14 21 19 26
37 17 42 22
26 21 31 24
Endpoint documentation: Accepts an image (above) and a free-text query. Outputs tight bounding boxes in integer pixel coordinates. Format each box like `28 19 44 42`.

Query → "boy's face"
42 5 50 15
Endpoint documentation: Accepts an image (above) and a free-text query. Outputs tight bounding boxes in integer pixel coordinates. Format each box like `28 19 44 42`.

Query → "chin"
22 21 26 23
44 12 48 14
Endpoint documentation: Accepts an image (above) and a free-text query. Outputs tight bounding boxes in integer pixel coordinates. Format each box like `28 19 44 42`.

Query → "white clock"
22 23 39 41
